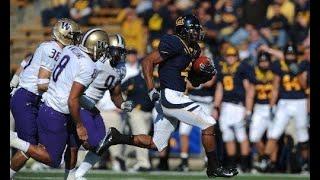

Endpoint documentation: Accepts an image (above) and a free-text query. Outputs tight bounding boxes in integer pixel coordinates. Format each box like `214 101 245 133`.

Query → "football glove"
148 88 160 102
121 101 134 112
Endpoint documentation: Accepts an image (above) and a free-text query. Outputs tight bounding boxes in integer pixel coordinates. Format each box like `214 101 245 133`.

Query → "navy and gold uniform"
272 60 306 99
249 67 274 143
217 61 255 104
267 59 308 143
217 60 255 143
254 67 273 104
158 34 196 92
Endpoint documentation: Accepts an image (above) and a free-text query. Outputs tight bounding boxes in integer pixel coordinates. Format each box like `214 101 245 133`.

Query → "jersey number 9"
223 76 234 91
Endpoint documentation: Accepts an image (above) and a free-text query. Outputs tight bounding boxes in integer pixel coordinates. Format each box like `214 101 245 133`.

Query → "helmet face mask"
175 15 204 44
106 34 126 67
257 52 271 71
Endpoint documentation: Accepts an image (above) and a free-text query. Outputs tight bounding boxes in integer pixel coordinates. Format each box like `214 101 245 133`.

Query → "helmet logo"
61 22 71 30
97 41 107 49
176 17 184 26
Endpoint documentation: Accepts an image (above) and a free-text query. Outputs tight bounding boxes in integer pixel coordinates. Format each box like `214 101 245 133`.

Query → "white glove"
121 101 134 112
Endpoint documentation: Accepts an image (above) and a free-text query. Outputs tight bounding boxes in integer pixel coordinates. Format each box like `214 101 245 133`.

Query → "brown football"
192 56 211 74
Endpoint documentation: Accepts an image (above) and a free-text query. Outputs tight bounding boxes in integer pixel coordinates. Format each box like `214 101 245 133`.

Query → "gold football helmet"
52 18 81 46
107 34 127 67
79 28 109 61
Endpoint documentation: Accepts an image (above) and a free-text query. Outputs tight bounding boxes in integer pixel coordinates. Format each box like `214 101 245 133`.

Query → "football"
192 56 212 74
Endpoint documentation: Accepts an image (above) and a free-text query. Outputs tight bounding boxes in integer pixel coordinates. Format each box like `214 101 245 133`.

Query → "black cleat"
175 162 189 172
207 166 239 178
95 127 120 155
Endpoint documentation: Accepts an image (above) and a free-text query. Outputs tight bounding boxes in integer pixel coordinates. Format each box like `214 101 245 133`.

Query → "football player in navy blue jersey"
256 44 309 172
249 52 276 170
97 15 238 178
212 46 255 172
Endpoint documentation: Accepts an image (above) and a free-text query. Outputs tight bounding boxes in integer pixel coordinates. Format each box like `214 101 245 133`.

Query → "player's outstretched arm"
110 83 125 109
68 82 88 143
212 82 223 119
141 51 164 91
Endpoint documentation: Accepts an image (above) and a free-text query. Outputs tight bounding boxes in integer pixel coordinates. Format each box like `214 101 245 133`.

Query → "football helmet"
107 34 127 67
79 28 109 61
175 14 204 44
52 18 81 46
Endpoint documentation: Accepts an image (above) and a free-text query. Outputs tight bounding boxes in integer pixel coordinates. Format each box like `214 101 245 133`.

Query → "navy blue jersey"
272 60 306 99
298 60 310 87
158 34 195 92
217 61 255 104
254 67 273 104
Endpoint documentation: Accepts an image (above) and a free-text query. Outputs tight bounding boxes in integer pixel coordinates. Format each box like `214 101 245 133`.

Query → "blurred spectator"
262 2 289 48
140 0 173 44
247 27 268 64
121 9 146 56
41 0 70 27
294 0 309 13
196 7 218 54
136 0 152 15
175 0 194 15
121 49 153 171
266 0 295 24
96 92 127 171
241 0 268 27
289 11 309 45
69 0 93 25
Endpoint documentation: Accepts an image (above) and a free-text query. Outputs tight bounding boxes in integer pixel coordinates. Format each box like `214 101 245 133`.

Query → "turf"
14 169 310 180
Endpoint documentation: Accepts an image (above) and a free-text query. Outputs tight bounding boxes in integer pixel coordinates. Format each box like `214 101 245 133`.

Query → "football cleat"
95 127 120 156
207 166 239 178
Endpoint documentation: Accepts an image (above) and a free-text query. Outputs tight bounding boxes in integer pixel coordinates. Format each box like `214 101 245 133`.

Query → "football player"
96 15 238 178
257 44 309 172
68 34 134 179
10 28 107 172
176 42 216 172
212 46 255 172
10 19 81 178
249 52 275 167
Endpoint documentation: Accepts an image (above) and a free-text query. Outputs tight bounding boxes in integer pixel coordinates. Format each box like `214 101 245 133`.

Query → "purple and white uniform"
36 45 96 167
10 41 61 145
78 58 126 148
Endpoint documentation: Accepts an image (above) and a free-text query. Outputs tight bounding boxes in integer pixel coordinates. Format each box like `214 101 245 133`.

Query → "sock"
227 155 237 169
75 151 100 178
240 155 250 172
64 168 76 180
180 153 188 164
10 168 16 178
206 150 219 169
10 133 30 153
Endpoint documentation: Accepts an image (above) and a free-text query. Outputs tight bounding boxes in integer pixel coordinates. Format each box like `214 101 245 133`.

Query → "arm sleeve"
40 46 58 72
298 60 308 74
271 60 282 75
240 63 256 83
158 35 182 60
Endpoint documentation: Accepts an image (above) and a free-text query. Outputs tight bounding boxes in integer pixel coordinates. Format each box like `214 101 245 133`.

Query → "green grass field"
14 169 310 180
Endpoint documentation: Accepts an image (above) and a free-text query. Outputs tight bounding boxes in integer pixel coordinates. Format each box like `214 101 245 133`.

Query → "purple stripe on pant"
68 109 106 149
36 103 70 168
10 88 40 145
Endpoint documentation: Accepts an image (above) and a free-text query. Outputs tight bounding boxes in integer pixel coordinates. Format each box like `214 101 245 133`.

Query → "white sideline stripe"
19 169 310 178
